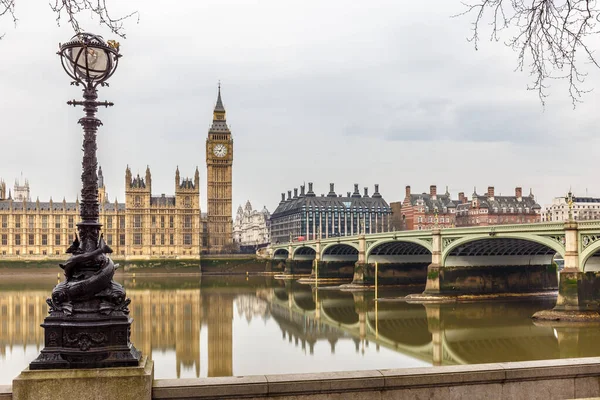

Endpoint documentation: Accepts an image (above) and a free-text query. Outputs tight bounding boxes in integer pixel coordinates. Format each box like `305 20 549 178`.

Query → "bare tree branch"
455 0 600 107
0 0 137 40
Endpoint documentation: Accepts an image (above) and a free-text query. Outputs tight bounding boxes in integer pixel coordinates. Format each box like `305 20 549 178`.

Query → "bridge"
269 221 600 318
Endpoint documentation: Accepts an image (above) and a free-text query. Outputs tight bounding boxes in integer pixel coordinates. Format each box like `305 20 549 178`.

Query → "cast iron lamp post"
30 33 140 369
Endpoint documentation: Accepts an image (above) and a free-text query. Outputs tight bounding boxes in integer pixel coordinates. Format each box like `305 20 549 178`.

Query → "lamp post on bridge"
29 33 140 369
566 190 574 221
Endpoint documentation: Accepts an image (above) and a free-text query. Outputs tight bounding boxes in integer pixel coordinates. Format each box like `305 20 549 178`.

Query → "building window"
120 234 126 246
169 234 174 245
185 197 191 208
107 234 113 246
183 234 192 245
119 216 125 229
160 234 165 245
42 234 47 246
28 234 34 246
68 216 74 229
55 217 61 229
169 216 174 229
15 215 21 228
134 233 142 246
151 216 156 227
15 234 21 246
55 234 61 246
1 234 6 245
135 196 141 207
106 217 113 229
151 234 156 245
184 215 192 229
28 216 35 229
1 216 7 228
160 216 165 228
42 215 48 229
134 215 142 228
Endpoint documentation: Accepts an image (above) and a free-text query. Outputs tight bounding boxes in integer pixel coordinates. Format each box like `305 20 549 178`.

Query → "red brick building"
455 187 542 227
402 185 458 230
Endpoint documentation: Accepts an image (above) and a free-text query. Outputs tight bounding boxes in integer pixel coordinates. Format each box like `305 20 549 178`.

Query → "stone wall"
150 357 600 399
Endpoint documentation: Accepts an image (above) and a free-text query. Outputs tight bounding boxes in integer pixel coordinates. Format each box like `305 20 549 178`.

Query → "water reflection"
0 275 599 384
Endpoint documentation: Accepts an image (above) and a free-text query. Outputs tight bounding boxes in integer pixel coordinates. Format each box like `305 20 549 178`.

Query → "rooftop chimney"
347 192 351 197
515 187 522 201
327 183 337 197
306 182 315 197
430 185 437 200
373 184 382 198
405 186 411 199
287 190 292 201
300 185 305 196
352 184 361 198
281 193 285 203
293 188 298 198
459 192 466 204
487 186 495 199
363 187 369 198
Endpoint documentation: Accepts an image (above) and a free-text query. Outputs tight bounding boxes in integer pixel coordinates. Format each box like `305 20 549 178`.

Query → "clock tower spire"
206 83 234 253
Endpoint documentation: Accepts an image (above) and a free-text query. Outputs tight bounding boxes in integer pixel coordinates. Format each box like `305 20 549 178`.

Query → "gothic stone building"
0 166 205 259
0 86 236 258
270 183 391 244
455 187 541 227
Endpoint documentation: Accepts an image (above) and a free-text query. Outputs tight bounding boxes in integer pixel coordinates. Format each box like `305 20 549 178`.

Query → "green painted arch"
441 233 566 265
365 238 433 260
321 242 360 257
292 245 317 259
578 240 600 271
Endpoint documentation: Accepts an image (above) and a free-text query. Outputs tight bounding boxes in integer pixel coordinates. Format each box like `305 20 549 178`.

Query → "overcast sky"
1 0 599 212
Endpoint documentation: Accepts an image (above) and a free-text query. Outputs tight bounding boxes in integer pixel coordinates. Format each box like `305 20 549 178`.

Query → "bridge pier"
534 222 600 321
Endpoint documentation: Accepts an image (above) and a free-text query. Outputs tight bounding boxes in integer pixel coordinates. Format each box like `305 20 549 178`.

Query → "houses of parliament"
0 87 234 259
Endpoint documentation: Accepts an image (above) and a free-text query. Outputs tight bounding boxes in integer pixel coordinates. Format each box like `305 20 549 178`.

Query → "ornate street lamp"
566 190 574 221
30 33 140 369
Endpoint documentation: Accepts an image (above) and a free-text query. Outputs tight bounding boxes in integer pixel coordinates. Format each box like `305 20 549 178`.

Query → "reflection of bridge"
271 222 600 312
261 282 600 366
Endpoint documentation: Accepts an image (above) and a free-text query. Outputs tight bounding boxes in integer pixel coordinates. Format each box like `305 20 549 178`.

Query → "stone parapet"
151 357 600 399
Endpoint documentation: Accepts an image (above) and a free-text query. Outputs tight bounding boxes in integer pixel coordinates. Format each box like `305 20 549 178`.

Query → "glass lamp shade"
59 33 120 85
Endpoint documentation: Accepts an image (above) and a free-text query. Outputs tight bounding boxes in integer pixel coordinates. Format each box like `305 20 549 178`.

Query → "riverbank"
0 255 278 276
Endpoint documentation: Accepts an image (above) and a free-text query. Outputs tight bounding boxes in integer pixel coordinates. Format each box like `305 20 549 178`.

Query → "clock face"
213 144 227 157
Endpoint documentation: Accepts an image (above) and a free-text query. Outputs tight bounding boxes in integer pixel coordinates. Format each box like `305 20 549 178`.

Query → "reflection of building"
270 183 391 244
233 201 270 249
456 187 541 227
235 294 269 323
543 195 600 221
206 86 234 253
0 291 47 356
402 185 458 230
126 289 202 378
206 294 233 377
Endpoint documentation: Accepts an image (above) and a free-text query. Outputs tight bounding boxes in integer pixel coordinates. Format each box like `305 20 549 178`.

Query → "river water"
0 273 599 384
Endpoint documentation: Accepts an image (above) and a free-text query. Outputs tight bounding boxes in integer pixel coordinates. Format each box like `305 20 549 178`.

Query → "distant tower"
98 166 107 204
206 83 234 253
0 179 5 200
13 176 30 202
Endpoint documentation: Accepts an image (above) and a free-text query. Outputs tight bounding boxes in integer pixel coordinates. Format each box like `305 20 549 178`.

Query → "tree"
0 0 137 40
457 0 600 106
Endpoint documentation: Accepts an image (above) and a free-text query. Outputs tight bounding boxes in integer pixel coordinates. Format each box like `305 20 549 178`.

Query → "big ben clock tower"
206 84 233 253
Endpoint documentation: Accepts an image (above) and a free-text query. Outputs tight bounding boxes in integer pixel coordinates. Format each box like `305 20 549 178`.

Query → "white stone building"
543 195 600 222
233 201 270 247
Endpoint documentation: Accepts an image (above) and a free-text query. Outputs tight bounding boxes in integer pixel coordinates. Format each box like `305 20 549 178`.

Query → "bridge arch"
273 248 289 260
292 246 317 260
321 243 359 262
578 241 600 272
366 238 432 264
442 234 565 266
